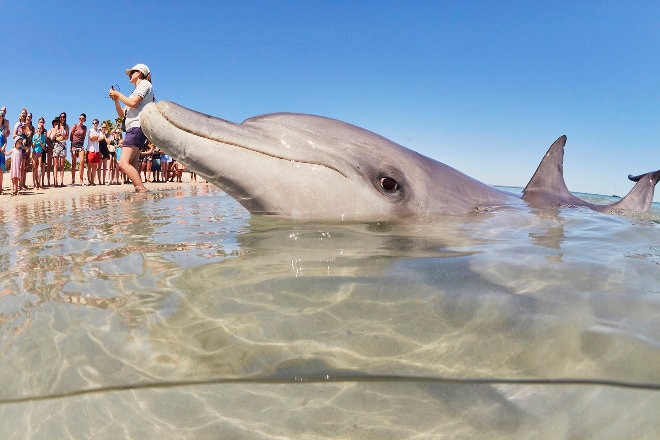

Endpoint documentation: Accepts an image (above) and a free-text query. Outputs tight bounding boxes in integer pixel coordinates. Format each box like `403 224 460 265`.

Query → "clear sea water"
0 186 658 439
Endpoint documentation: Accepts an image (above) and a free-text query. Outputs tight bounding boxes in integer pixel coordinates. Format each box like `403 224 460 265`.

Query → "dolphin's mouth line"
160 110 349 179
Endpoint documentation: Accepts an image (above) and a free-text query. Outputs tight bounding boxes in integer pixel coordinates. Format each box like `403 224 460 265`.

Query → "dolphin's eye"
379 176 400 192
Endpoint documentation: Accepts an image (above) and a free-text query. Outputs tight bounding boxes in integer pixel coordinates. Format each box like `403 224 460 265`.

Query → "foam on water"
0 186 658 439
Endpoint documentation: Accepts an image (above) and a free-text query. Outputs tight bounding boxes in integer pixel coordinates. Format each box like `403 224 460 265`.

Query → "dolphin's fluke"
628 173 646 182
610 170 660 213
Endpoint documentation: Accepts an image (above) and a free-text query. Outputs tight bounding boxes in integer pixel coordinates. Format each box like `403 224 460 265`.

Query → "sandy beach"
0 170 204 207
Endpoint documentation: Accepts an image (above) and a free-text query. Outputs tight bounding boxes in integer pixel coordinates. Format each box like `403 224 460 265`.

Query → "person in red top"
69 113 87 185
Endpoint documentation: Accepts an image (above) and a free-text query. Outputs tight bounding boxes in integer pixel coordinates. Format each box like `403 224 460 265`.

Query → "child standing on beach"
6 137 24 195
32 120 47 189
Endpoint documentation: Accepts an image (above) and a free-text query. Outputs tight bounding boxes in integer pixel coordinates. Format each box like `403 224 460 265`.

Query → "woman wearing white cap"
108 63 153 192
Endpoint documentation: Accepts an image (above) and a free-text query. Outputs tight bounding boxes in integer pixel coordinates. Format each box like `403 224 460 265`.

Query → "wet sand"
0 170 203 206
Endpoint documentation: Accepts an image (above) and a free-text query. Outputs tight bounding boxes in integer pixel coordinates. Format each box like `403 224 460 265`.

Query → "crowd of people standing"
0 63 189 196
0 106 185 196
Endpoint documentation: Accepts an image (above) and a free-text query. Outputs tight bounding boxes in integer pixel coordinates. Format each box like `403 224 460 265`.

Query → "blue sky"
4 0 659 201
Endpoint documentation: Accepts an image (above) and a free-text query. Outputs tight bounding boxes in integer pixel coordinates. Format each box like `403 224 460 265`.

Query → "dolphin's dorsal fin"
523 135 569 195
522 135 585 206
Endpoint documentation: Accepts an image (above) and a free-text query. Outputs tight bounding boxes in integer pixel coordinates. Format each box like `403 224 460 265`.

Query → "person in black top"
98 123 111 185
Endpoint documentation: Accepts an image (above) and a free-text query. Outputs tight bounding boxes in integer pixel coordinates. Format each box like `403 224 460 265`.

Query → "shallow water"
0 186 658 439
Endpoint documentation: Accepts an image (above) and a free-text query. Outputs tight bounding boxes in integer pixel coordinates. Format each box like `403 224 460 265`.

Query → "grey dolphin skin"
141 101 659 221
522 135 660 214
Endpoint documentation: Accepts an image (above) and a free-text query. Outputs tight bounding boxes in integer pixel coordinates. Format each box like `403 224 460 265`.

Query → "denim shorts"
123 126 148 148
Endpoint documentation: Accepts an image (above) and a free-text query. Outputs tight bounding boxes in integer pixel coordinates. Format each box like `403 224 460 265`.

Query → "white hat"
125 63 150 76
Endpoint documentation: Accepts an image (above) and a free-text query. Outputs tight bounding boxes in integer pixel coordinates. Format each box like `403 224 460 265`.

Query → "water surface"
1 186 658 439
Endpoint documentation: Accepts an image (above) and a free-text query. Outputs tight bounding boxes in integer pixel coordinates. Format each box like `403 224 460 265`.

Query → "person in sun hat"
108 63 154 192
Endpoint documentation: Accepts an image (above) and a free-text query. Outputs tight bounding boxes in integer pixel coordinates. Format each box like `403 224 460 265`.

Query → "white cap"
125 63 150 76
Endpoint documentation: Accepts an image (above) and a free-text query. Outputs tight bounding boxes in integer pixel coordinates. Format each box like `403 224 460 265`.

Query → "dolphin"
141 101 659 221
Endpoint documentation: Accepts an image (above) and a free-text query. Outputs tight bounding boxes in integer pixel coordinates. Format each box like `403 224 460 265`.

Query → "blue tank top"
32 133 46 153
